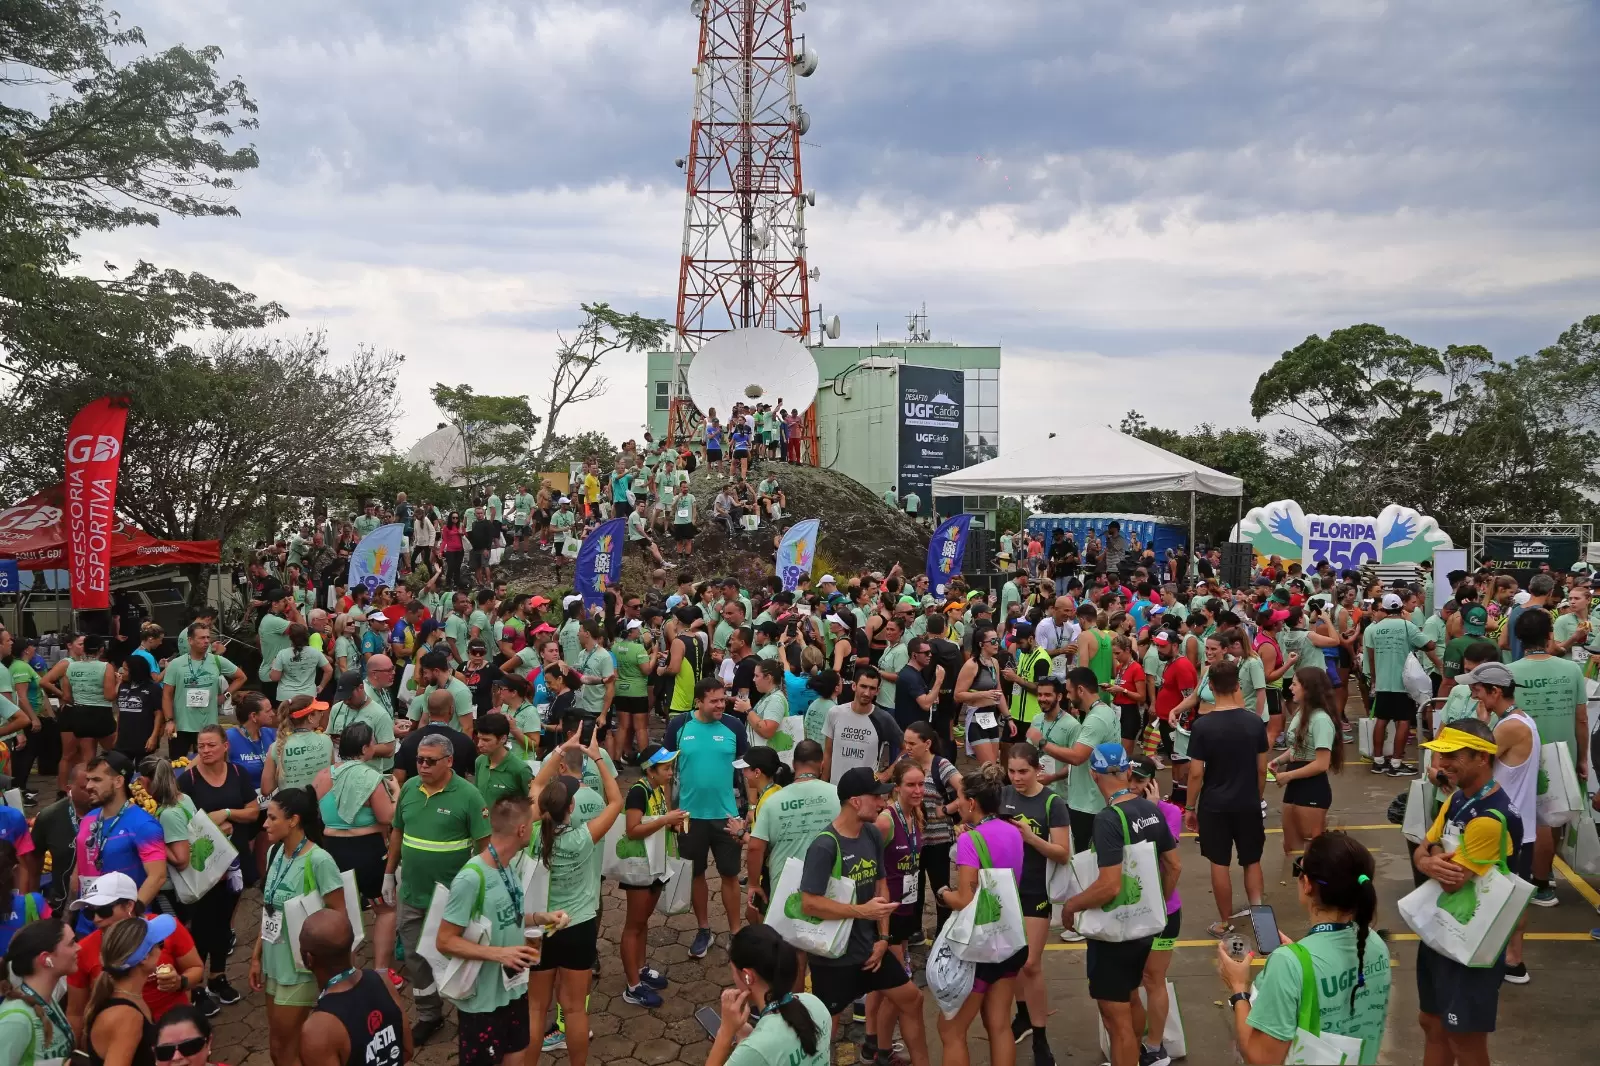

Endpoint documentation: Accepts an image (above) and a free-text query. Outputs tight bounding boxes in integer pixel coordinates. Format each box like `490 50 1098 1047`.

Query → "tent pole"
1188 491 1196 580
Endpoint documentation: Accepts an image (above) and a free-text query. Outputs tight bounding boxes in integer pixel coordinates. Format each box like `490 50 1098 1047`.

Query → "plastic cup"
525 925 544 966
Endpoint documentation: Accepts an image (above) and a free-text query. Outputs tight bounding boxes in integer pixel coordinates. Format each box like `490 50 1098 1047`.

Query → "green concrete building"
644 340 1002 517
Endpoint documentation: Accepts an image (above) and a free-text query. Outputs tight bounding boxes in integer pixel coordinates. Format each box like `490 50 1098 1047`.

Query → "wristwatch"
1229 991 1250 1009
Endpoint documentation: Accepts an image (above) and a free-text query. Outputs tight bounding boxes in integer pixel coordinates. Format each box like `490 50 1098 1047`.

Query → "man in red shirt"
1152 629 1198 754
65 872 208 1028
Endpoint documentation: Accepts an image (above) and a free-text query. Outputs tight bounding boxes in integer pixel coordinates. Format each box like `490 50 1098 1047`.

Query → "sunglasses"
155 1036 207 1061
1289 857 1327 884
90 902 122 920
414 755 449 767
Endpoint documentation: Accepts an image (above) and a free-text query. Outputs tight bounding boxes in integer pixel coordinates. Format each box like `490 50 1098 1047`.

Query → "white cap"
558 496 571 505
71 871 139 909
562 594 584 609
1513 590 1532 606
825 613 847 627
819 574 836 585
1380 593 1403 610
626 619 643 630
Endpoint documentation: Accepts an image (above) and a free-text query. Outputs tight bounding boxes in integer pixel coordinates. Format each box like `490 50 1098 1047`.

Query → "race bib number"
261 908 283 944
902 874 919 904
973 711 998 730
676 505 692 522
186 688 210 708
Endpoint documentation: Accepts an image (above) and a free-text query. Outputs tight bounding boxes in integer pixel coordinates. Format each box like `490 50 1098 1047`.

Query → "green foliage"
361 455 460 512
535 302 670 465
429 384 541 487
538 430 619 472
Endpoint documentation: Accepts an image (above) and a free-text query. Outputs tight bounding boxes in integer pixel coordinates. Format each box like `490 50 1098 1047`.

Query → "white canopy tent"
932 424 1244 566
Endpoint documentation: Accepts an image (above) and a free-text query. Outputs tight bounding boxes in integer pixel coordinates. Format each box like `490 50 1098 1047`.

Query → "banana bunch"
129 780 159 814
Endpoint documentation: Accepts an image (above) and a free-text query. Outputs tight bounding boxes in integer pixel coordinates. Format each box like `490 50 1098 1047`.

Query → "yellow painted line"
1553 855 1600 909
1044 932 1589 953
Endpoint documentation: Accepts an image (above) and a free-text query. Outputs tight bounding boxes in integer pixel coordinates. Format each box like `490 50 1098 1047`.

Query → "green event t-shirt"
1553 611 1600 662
271 731 335 791
528 822 601 924
66 659 113 706
468 610 492 640
333 635 360 671
1067 702 1120 814
258 614 293 682
570 785 606 883
163 652 240 733
158 794 198 844
904 492 920 514
1286 709 1336 763
444 615 470 663
612 639 651 699
441 855 531 1014
1418 613 1448 676
751 777 840 879
1362 617 1430 693
328 699 397 773
272 646 328 699
803 697 836 744
671 493 697 526
413 677 475 729
0 995 73 1066
1439 685 1478 725
558 620 582 665
392 774 492 909
260 842 343 985
1237 655 1266 717
1248 928 1393 1065
474 750 533 808
876 642 909 711
723 993 834 1066
572 645 615 717
1509 653 1586 756
1032 711 1080 801
746 690 789 750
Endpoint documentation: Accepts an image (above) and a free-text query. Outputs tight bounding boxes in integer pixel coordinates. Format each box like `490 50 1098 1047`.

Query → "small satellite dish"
826 315 842 340
690 0 705 16
688 328 819 417
793 107 811 135
792 48 818 77
802 190 816 207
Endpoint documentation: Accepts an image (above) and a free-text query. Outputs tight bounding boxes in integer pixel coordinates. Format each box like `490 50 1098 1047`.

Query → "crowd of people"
2 506 1597 1066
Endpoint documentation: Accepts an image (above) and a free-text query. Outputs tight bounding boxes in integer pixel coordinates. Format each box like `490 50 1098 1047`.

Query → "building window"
962 368 999 466
654 380 670 411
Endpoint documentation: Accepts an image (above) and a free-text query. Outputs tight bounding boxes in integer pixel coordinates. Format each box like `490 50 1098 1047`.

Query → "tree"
535 302 669 466
429 384 540 487
0 0 283 381
538 430 619 472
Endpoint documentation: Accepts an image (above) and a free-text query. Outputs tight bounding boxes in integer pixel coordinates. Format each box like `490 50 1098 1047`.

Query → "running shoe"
1503 963 1530 984
1140 1045 1172 1066
192 990 220 1018
1011 1013 1031 1045
207 975 241 1005
623 983 665 1008
541 1030 566 1053
1530 887 1559 908
640 966 669 990
1369 758 1388 774
1265 769 1277 784
1059 927 1085 943
689 928 714 958
1387 761 1418 777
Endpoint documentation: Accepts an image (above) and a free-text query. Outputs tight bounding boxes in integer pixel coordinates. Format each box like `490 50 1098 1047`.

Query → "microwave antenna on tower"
667 0 821 463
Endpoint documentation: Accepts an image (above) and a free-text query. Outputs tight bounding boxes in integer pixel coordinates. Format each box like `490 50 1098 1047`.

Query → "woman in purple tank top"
869 761 925 1063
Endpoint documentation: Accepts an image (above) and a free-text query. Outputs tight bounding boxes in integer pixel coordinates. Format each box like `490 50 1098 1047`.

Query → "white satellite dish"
792 48 818 77
687 328 819 417
825 315 841 339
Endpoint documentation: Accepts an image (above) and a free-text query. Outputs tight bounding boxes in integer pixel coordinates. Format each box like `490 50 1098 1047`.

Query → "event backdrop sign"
1480 534 1581 573
1230 500 1453 569
65 396 129 611
775 518 820 592
575 517 625 608
897 365 964 513
349 523 404 591
926 513 974 597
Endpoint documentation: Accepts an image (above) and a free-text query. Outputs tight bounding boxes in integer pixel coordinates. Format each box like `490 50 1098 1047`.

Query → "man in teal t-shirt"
1061 671 1120 839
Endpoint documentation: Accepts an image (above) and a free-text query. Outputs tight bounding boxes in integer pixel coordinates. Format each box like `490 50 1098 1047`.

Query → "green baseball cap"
1462 603 1488 635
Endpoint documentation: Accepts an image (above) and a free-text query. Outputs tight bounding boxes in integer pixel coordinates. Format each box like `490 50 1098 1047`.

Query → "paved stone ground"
34 717 1600 1066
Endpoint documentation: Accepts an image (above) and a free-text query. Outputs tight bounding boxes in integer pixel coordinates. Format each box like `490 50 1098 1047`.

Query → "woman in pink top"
934 763 1026 1066
1132 755 1183 1063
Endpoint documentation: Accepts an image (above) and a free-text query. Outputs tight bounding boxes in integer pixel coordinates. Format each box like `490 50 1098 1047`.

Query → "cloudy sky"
91 0 1600 455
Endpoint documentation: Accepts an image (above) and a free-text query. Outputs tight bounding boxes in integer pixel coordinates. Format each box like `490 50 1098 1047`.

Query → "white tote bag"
171 810 238 904
1402 655 1432 709
1559 815 1600 878
417 882 453 977
1276 944 1363 1065
1097 979 1186 1060
657 855 695 916
771 838 859 959
601 815 667 887
945 831 1027 963
1397 813 1533 967
283 890 325 975
521 850 551 915
925 919 977 1020
1044 857 1075 905
341 869 365 951
2 788 23 811
1536 741 1582 828
1402 779 1435 845
1357 717 1375 760
437 866 492 1002
771 717 806 765
1067 805 1167 943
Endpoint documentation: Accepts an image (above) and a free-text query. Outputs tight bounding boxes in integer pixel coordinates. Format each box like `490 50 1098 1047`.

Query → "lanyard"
321 968 359 995
19 982 71 1041
760 993 794 1017
487 844 523 917
88 806 126 869
1308 922 1352 935
264 838 309 912
1451 780 1498 826
1107 789 1135 803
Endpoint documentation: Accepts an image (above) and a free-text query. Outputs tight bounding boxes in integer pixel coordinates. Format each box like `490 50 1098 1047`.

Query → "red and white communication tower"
667 0 822 460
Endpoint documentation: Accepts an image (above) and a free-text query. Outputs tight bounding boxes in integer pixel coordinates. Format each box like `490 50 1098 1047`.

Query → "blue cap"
1089 743 1130 774
110 914 177 973
639 744 678 768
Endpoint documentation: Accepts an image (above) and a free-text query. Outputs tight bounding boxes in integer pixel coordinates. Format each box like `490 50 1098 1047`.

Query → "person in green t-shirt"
435 791 572 1056
262 700 335 794
524 734 623 1066
1362 595 1442 774
1217 830 1391 1066
472 713 534 807
257 592 302 682
250 787 346 1041
269 624 332 702
711 924 834 1066
611 624 656 763
161 622 244 754
1026 678 1079 802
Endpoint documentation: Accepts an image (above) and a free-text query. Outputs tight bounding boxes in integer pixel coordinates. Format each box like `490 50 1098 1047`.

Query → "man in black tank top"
299 911 411 1066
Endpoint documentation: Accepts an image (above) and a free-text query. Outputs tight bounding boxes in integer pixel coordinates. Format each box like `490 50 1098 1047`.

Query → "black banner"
1481 534 1582 573
898 365 964 513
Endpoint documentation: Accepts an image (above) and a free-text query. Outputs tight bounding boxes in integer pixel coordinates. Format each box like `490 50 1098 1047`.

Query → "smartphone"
797 604 812 616
579 718 596 746
695 1006 721 1039
1249 904 1281 956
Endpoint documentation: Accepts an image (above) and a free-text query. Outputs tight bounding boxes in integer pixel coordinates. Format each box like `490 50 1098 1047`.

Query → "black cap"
334 670 364 702
837 766 893 802
1011 621 1034 639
